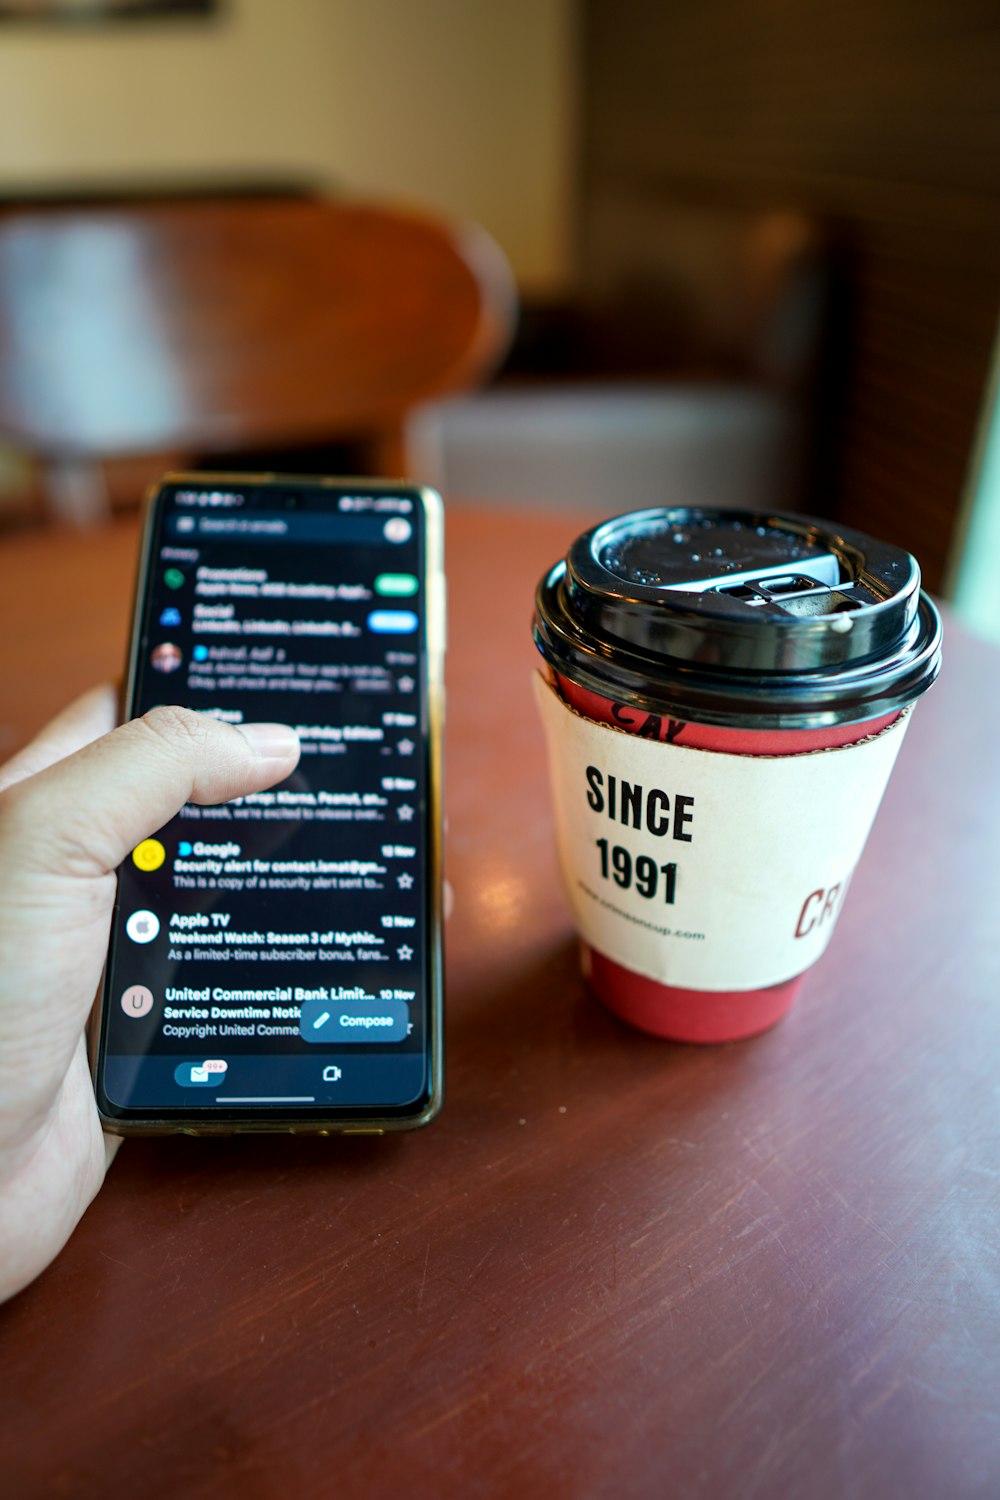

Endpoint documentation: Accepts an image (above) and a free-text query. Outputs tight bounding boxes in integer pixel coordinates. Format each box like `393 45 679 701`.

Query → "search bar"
168 513 403 545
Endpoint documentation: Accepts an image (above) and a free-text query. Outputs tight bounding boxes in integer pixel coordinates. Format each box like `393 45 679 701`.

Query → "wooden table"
1 509 999 1499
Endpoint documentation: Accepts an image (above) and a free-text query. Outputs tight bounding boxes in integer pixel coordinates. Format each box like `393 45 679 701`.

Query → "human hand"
0 689 300 1302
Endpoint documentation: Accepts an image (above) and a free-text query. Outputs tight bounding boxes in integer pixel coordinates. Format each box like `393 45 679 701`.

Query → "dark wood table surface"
1 507 998 1500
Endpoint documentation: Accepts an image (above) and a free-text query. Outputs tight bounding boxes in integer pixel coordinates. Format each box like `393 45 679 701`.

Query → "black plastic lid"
533 507 942 729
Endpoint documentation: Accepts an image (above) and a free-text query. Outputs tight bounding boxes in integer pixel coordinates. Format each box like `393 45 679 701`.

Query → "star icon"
397 804 415 821
397 872 414 890
397 944 413 961
397 675 415 692
397 738 415 756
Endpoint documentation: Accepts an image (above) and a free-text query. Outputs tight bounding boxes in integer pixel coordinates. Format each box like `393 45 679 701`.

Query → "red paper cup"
555 672 899 1041
534 507 941 1043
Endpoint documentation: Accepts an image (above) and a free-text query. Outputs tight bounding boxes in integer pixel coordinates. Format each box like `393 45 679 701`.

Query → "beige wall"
0 0 576 293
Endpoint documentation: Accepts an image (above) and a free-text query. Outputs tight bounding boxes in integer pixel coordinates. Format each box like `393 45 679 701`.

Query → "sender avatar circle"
125 910 160 944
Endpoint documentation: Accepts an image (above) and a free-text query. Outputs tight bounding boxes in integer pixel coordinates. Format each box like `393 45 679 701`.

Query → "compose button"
299 998 409 1044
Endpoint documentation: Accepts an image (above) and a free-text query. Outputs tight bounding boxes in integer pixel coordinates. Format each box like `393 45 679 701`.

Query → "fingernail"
234 723 300 762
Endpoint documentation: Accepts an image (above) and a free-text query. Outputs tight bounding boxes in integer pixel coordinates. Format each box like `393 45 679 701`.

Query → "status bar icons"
132 838 166 873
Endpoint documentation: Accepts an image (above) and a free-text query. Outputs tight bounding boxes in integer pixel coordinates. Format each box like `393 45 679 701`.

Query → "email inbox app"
97 481 437 1122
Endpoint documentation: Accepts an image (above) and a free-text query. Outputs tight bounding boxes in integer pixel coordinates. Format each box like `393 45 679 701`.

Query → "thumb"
1 706 300 881
0 708 300 1156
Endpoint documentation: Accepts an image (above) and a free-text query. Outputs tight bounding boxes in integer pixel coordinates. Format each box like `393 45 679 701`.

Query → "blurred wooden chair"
0 195 515 524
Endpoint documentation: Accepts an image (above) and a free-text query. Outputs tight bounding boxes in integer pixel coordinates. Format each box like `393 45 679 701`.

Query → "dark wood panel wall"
579 0 1000 590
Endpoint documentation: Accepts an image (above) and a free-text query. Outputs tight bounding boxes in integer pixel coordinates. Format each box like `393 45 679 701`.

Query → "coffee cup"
533 507 942 1042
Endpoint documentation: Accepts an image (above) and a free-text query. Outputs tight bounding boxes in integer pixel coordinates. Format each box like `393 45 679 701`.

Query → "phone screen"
94 477 443 1128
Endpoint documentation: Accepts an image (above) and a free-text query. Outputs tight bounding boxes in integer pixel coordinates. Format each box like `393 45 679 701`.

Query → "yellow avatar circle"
132 838 166 873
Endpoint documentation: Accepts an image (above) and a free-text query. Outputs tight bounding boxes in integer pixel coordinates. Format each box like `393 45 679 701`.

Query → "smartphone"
91 474 444 1134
